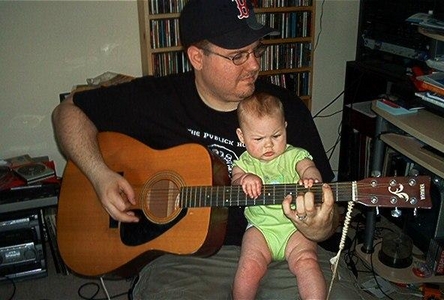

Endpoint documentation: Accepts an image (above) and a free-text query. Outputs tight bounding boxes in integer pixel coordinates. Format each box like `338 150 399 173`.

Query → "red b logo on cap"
233 0 249 19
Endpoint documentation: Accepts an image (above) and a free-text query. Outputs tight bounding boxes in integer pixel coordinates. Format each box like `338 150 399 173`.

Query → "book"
417 72 444 96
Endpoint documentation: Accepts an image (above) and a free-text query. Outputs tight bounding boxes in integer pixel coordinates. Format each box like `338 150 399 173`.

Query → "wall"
0 1 142 175
313 0 360 179
0 0 358 178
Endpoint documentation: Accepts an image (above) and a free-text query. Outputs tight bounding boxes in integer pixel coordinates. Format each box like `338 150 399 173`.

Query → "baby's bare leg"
233 227 271 300
286 231 327 300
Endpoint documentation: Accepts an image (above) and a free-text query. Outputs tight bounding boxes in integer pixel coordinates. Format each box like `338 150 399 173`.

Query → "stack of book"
415 72 444 114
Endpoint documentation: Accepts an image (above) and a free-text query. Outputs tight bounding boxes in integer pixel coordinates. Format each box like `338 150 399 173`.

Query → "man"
52 0 337 265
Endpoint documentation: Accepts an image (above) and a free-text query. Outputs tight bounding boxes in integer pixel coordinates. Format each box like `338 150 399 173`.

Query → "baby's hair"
237 92 284 126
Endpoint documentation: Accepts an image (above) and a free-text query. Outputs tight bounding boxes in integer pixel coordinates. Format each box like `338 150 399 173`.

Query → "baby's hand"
241 174 263 199
298 177 319 188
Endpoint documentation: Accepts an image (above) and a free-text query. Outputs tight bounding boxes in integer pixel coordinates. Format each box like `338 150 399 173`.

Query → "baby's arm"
296 158 322 188
232 166 262 199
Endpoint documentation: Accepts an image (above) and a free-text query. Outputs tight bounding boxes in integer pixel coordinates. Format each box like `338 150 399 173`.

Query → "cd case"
14 162 55 184
4 154 56 184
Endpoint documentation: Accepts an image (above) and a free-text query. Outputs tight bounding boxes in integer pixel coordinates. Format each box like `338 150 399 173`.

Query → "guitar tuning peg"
391 207 402 218
375 206 380 216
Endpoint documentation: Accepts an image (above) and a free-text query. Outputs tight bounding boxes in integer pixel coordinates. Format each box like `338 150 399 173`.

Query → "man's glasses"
201 43 268 66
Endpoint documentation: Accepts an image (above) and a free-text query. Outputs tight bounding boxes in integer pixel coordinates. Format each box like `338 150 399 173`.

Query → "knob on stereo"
24 248 36 260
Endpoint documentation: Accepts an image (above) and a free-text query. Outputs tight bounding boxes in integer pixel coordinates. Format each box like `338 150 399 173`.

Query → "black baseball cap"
180 0 280 49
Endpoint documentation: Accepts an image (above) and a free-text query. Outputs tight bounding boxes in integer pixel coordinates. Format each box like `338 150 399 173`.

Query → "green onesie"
233 144 312 260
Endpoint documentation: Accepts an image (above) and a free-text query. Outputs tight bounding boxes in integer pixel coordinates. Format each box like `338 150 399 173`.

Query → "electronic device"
357 0 441 63
0 211 47 281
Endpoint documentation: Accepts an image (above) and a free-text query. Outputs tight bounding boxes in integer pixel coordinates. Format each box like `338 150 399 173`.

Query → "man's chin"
238 84 256 99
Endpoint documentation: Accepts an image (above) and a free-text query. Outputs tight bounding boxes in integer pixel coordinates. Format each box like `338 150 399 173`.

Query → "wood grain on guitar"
57 132 432 278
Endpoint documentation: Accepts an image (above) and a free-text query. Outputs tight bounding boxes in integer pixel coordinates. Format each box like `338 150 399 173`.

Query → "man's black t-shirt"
74 71 334 245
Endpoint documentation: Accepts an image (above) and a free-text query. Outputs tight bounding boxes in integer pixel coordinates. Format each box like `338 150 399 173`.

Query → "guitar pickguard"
120 209 187 246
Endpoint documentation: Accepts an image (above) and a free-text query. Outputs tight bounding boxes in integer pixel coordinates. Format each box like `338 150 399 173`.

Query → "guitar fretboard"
179 182 354 208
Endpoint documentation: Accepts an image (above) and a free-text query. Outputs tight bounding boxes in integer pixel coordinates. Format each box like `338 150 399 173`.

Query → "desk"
357 102 444 283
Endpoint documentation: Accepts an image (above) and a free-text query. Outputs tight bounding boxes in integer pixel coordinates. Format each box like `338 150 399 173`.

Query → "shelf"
0 195 58 214
372 101 444 153
260 67 311 75
380 133 444 179
356 241 444 284
254 6 313 14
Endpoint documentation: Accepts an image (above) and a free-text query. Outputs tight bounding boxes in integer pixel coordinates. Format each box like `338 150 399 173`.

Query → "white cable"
326 201 355 300
100 276 111 300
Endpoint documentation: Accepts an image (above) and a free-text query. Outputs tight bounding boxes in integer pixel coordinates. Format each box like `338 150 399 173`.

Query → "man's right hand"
91 169 139 223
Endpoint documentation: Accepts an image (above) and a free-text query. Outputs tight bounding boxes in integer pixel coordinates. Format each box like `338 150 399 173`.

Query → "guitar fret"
272 185 275 205
335 182 339 203
262 187 266 205
230 185 239 205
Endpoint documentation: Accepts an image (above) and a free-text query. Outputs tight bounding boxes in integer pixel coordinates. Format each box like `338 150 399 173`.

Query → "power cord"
369 241 395 300
1 276 16 300
77 277 134 300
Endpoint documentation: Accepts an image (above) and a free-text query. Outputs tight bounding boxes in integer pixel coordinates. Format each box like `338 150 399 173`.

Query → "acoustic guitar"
57 132 432 277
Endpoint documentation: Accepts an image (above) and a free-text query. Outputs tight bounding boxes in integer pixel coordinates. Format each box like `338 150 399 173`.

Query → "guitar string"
136 181 423 205
138 189 418 205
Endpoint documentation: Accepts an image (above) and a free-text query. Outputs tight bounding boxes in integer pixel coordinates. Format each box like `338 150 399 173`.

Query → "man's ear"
236 128 245 143
187 46 204 70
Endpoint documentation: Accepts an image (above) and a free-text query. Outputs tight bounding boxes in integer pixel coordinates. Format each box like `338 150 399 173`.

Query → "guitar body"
57 132 229 277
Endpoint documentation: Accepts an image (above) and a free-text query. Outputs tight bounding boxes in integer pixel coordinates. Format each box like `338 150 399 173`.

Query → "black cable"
312 90 345 119
1 276 16 300
369 241 395 300
314 109 343 118
77 281 129 300
314 0 326 52
326 122 342 161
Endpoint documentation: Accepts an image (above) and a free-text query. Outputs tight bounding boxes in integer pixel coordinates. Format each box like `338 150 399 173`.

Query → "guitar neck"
179 182 353 208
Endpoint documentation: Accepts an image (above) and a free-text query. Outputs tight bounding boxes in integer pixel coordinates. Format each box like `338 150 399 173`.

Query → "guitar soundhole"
140 171 184 224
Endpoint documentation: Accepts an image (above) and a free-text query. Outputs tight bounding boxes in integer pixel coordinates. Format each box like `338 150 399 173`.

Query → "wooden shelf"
372 102 444 153
380 133 444 179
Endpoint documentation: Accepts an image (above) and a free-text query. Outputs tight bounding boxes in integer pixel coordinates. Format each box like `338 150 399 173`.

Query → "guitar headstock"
356 176 432 209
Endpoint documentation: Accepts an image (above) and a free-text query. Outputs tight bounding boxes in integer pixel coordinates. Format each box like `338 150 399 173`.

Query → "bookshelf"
137 0 316 109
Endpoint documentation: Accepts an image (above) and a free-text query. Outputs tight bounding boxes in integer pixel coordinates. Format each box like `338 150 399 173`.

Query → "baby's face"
240 115 287 162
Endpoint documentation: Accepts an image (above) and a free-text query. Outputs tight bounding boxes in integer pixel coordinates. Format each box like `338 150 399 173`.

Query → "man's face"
195 41 262 110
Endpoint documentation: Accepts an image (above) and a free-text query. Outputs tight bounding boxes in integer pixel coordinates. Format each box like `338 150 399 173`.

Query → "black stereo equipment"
357 0 442 63
0 211 47 280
